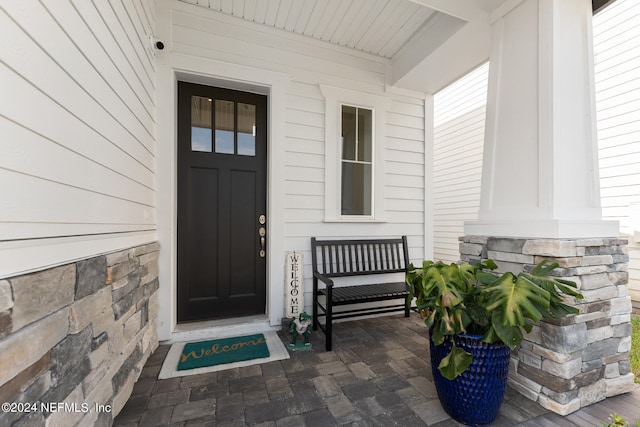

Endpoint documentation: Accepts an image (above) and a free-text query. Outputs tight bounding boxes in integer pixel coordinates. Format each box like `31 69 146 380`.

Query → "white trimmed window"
320 85 389 222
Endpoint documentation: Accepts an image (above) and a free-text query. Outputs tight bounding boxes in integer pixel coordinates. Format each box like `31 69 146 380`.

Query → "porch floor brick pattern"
114 314 640 426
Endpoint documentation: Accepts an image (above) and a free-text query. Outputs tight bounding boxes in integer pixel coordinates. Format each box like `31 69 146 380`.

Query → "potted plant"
405 259 583 426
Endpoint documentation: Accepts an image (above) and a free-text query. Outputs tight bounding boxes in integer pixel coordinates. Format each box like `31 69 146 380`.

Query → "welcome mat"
178 334 269 370
159 330 290 379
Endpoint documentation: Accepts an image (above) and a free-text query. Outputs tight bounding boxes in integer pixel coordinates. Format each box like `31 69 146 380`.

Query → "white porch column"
465 0 618 239
461 0 633 415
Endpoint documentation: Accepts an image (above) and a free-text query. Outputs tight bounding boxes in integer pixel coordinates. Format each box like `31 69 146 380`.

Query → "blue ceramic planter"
430 333 511 427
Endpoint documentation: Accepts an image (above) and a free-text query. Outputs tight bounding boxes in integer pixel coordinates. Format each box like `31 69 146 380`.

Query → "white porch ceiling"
178 0 510 93
179 0 441 59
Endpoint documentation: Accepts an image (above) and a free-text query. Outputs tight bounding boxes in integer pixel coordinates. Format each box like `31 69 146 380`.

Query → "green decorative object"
289 312 313 351
177 334 269 371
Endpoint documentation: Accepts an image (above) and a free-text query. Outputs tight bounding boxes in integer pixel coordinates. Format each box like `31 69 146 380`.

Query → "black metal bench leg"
326 286 333 351
312 277 319 331
405 306 410 317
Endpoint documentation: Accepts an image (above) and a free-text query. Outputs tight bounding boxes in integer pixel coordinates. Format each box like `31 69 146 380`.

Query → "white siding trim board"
0 231 156 280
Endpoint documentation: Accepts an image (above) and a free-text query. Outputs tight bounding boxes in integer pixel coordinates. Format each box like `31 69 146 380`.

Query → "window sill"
323 218 387 224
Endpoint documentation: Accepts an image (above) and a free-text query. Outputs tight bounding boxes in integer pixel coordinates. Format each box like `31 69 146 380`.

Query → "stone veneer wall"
0 243 159 426
460 236 634 415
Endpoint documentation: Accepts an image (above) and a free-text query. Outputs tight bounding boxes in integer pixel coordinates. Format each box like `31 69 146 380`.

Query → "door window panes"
341 105 373 216
215 100 235 154
237 103 256 156
192 97 259 157
191 96 212 152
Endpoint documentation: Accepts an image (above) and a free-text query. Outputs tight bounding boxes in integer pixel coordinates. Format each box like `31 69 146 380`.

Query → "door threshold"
168 315 275 344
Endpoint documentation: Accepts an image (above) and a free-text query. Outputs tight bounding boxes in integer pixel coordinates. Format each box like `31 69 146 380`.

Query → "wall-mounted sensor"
149 35 165 51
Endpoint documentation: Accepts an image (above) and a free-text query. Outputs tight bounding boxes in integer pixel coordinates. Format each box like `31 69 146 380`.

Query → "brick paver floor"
114 314 640 426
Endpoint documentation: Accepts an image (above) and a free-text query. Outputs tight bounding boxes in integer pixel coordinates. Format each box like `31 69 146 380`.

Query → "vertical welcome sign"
285 252 303 318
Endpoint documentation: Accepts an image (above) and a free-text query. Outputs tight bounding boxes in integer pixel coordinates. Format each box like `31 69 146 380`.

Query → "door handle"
259 226 266 258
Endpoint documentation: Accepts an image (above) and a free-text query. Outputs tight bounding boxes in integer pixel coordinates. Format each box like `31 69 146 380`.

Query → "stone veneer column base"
460 236 634 415
0 243 160 426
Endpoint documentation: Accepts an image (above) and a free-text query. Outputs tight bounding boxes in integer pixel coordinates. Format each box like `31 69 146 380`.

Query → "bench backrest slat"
311 236 409 278
327 247 334 273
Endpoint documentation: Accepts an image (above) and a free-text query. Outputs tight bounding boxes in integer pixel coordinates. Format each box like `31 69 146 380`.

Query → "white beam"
390 12 466 89
490 0 525 23
406 0 486 21
392 17 492 93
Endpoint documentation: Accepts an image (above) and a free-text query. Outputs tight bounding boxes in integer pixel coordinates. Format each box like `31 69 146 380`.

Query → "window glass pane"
191 96 212 152
341 106 356 161
215 100 235 154
237 103 256 156
341 162 372 216
357 108 372 162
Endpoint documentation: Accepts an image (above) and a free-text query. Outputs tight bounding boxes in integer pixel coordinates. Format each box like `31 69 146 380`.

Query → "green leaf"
476 271 499 286
423 309 436 330
431 326 445 346
491 310 524 349
521 272 582 318
481 325 501 344
465 303 490 328
483 273 550 327
406 261 471 339
483 259 498 270
530 259 558 276
424 310 437 329
438 344 473 380
458 263 476 292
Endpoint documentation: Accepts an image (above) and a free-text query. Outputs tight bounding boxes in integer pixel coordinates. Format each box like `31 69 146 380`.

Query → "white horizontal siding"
0 0 157 278
594 0 640 302
432 63 488 263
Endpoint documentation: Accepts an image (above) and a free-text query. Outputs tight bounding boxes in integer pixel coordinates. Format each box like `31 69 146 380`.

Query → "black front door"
177 82 267 322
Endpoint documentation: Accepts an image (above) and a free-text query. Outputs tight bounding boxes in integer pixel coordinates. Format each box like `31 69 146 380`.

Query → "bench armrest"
313 271 334 287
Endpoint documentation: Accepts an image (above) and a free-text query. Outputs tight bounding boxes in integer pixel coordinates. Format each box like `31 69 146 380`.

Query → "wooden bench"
311 236 411 351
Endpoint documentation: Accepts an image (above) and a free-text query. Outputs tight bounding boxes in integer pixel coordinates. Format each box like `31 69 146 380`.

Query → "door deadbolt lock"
259 214 266 225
